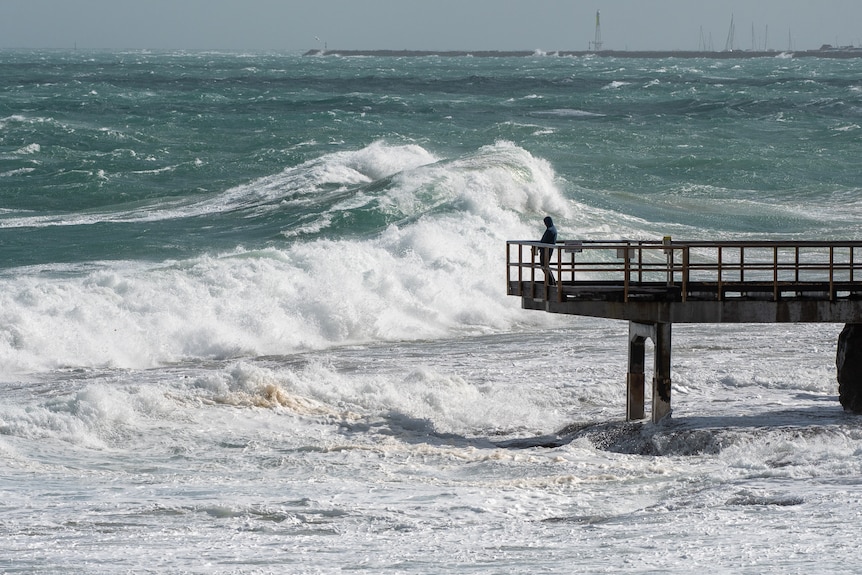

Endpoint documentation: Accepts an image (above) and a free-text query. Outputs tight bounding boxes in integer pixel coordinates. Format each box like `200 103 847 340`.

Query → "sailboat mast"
725 14 735 51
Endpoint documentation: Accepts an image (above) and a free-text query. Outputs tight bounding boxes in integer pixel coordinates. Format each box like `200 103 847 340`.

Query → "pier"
506 239 862 422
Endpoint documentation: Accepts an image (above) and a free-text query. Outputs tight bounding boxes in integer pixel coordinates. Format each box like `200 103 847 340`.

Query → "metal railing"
507 239 862 303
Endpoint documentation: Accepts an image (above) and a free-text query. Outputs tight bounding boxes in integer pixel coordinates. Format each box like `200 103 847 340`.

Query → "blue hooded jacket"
540 216 557 247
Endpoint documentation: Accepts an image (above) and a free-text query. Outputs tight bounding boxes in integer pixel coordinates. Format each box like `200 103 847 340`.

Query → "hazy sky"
1 0 860 52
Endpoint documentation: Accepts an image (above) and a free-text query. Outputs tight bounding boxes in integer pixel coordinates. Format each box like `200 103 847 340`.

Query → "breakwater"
305 48 862 59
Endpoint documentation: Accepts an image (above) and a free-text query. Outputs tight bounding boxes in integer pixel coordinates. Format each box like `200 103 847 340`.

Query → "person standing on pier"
533 216 558 285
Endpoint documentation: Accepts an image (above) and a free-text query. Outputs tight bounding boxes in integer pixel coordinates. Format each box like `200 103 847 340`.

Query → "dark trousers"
540 248 556 285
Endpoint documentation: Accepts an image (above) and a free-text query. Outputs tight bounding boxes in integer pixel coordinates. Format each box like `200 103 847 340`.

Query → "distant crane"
590 10 603 51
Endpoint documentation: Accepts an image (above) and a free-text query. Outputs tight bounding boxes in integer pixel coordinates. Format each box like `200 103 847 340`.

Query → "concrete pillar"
628 321 673 422
627 332 645 420
652 322 672 422
837 323 862 412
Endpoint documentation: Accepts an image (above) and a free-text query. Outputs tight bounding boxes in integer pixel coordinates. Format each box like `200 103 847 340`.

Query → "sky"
1 0 861 53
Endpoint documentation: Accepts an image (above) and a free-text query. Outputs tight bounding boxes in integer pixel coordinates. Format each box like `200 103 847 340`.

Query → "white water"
2 321 858 573
0 141 574 376
2 141 860 573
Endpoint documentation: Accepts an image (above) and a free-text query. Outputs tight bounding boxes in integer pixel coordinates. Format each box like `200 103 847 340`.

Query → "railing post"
773 245 779 301
539 248 551 301
516 243 523 296
506 242 512 295
637 242 644 283
795 246 800 283
663 236 673 286
682 246 689 302
530 243 536 296
623 243 631 302
555 247 563 302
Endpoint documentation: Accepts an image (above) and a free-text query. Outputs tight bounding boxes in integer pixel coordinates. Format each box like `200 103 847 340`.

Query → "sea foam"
0 141 572 377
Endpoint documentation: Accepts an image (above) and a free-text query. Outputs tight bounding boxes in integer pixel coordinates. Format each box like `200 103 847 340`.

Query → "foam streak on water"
2 50 862 573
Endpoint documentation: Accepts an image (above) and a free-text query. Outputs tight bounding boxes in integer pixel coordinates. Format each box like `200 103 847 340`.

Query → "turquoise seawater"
3 51 861 270
2 51 862 573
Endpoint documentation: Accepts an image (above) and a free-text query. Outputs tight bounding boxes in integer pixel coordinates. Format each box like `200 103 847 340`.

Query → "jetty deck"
507 239 862 422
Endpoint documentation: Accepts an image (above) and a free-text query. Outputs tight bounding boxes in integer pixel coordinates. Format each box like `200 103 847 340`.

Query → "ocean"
2 49 862 573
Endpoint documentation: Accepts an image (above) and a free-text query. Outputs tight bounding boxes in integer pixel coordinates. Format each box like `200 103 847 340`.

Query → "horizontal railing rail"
507 239 862 303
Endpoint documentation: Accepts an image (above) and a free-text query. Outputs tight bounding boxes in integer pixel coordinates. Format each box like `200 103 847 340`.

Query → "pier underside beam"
628 322 672 422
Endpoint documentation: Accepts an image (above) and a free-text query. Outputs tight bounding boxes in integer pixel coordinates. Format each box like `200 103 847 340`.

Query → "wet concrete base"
837 323 862 412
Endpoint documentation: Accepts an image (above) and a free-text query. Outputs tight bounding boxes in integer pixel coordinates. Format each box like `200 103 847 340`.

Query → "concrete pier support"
837 323 862 413
509 239 862 420
627 322 673 422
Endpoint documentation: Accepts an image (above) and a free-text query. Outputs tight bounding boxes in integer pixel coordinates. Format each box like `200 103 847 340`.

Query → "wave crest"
0 140 573 376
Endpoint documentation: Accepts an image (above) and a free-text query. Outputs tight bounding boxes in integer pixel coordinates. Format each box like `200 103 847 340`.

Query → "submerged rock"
836 323 862 412
553 421 729 456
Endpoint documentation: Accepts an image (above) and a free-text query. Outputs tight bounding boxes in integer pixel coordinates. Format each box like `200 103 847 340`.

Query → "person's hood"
543 216 554 227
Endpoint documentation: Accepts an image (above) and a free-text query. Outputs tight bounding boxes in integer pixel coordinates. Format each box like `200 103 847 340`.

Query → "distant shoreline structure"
304 48 862 59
